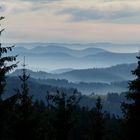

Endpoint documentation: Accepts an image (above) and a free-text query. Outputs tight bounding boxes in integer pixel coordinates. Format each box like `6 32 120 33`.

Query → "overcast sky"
0 0 140 43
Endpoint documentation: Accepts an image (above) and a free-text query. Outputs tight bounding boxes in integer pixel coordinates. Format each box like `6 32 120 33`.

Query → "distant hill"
12 42 140 53
10 45 138 70
14 45 107 57
4 76 126 116
10 63 136 94
50 68 74 74
4 77 76 100
84 52 137 66
7 75 128 95
11 63 136 83
37 79 128 95
58 63 136 83
11 69 53 79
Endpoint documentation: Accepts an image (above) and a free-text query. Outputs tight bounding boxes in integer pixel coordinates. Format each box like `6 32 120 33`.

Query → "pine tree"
46 89 81 140
90 97 104 140
18 56 32 114
0 16 17 99
122 53 140 140
14 57 34 140
0 16 18 139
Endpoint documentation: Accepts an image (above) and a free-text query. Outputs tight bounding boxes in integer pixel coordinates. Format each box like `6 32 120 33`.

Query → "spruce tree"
18 56 32 114
0 16 17 99
122 53 140 140
94 97 104 140
46 89 81 140
0 16 17 139
13 57 35 140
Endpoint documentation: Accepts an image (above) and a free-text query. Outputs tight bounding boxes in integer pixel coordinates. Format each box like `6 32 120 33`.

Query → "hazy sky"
0 0 140 43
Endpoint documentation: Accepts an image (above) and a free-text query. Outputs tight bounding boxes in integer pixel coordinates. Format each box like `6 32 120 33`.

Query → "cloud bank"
0 0 140 43
1 0 140 23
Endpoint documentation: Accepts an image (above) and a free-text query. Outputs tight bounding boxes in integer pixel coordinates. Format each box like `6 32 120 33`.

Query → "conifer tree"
18 56 32 114
0 16 17 99
90 97 104 140
14 57 34 140
46 89 81 140
122 53 140 140
0 16 17 139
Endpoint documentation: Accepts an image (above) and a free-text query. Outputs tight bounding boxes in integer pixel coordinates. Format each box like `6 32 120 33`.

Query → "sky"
0 0 140 43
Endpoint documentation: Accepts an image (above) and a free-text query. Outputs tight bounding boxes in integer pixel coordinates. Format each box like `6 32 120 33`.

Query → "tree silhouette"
46 89 81 140
13 57 35 140
18 56 32 114
0 16 17 99
122 53 140 140
0 16 18 140
90 97 104 140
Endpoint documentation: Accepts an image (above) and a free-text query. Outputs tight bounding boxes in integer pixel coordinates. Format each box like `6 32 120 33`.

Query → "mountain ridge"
11 63 136 83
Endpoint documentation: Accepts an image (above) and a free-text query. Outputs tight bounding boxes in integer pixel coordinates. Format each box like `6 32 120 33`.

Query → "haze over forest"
1 1 140 140
6 42 139 71
1 0 140 97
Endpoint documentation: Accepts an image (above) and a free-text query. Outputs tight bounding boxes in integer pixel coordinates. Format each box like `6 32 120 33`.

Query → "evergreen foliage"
0 16 17 140
122 53 140 140
0 16 17 98
45 89 81 140
94 97 104 140
13 57 38 140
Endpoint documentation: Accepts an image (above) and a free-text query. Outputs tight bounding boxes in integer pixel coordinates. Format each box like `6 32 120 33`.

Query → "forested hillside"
11 63 136 83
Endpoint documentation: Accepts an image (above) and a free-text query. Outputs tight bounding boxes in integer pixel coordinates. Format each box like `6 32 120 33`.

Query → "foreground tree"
0 16 18 139
122 53 140 140
13 57 37 140
0 16 17 98
17 57 32 115
46 89 81 140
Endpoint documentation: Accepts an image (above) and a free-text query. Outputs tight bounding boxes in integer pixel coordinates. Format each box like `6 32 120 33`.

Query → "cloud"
59 8 103 21
59 8 140 21
1 0 140 23
57 1 140 22
18 0 61 3
1 0 140 43
0 1 52 14
0 4 6 12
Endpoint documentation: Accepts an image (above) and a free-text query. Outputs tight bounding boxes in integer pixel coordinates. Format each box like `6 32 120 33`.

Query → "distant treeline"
5 77 126 116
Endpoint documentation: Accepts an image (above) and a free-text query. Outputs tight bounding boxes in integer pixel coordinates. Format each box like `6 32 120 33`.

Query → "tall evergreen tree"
0 16 17 99
0 16 17 139
90 97 104 140
122 53 140 140
14 57 35 140
18 56 32 114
